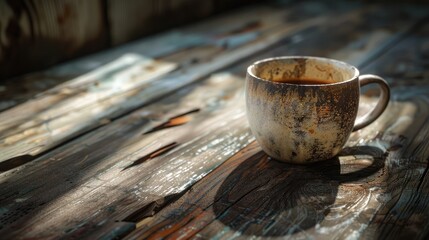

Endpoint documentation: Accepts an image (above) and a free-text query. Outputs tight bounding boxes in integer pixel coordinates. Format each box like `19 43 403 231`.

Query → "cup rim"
247 56 360 86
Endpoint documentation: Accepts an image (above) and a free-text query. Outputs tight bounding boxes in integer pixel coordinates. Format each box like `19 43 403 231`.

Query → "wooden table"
1 1 429 239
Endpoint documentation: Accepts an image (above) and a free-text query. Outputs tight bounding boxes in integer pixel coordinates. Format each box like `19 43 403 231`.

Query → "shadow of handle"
353 74 391 131
317 146 386 183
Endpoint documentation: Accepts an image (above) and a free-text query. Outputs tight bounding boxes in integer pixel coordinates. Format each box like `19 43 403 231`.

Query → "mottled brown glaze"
246 56 361 164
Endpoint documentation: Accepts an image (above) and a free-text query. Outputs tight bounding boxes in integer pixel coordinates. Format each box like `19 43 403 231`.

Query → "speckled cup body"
245 56 360 164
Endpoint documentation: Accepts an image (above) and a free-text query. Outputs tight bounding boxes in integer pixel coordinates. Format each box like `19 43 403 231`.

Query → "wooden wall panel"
0 0 109 80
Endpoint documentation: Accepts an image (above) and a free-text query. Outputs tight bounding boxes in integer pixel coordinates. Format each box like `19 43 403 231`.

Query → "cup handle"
353 74 390 131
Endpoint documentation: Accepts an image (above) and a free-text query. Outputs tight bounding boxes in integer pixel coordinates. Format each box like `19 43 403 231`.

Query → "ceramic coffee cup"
245 56 390 164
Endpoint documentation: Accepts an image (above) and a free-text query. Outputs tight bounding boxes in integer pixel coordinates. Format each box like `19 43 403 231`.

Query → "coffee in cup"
245 56 390 164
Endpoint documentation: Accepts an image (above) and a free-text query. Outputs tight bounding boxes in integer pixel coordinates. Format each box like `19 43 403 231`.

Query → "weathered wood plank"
0 31 203 112
355 22 429 240
70 221 136 240
1 3 426 239
0 1 339 164
0 0 266 81
125 140 387 239
0 72 253 239
0 54 178 164
108 0 267 45
0 1 358 238
0 0 108 80
124 87 429 239
108 0 214 45
125 21 429 240
0 2 280 112
1 0 362 110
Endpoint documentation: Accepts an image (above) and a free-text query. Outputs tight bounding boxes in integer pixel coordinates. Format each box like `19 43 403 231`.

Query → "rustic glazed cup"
245 56 390 164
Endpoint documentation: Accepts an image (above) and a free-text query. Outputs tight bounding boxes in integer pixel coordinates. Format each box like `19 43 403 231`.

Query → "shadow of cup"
212 145 385 237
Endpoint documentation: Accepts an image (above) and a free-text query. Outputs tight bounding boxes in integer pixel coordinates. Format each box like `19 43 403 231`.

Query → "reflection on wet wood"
0 1 429 239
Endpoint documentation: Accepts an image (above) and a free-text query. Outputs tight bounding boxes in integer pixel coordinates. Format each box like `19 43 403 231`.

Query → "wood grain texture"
108 0 214 45
0 0 263 80
0 1 350 164
2 1 423 165
0 1 274 112
3 1 362 238
125 141 386 239
124 21 429 240
0 54 178 164
0 71 253 239
108 0 263 45
1 2 429 239
356 22 429 240
0 0 108 80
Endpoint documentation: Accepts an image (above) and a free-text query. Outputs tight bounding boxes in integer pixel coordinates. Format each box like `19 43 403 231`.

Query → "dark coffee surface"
272 78 336 84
